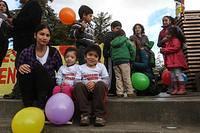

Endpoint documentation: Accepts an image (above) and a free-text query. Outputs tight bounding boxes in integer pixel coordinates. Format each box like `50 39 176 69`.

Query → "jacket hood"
111 36 128 48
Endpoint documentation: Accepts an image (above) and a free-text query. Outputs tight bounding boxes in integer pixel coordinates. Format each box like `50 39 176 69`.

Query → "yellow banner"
0 49 17 96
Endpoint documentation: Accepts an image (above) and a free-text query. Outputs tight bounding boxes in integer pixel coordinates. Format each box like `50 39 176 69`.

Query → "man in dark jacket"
3 0 42 99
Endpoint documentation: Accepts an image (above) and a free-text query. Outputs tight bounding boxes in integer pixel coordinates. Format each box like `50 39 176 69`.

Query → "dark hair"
167 26 185 43
85 44 101 60
133 23 145 34
0 1 11 17
111 21 122 28
35 24 52 35
64 47 78 57
162 16 175 25
78 5 93 19
114 29 125 38
168 16 175 25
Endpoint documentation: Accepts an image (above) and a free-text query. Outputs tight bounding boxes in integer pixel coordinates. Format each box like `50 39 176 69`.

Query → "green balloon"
131 72 150 91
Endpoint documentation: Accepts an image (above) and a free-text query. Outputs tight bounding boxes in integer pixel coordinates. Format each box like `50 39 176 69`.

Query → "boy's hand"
80 21 87 30
86 81 95 91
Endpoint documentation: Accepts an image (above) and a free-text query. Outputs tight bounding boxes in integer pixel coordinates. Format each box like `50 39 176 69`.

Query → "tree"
12 0 73 45
93 12 112 44
38 0 74 45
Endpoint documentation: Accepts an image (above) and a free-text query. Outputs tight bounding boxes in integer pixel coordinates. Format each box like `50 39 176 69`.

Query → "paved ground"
1 118 200 133
1 92 200 133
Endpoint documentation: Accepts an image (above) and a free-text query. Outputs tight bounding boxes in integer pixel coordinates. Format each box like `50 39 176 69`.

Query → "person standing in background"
103 21 122 96
70 5 94 65
160 26 188 95
0 0 12 67
3 0 42 99
111 29 136 97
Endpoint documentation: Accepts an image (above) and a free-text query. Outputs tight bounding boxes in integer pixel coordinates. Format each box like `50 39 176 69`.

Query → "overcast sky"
7 0 199 56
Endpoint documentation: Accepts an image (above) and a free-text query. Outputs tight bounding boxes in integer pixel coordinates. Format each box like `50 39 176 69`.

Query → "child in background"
53 47 79 98
74 45 109 127
157 16 185 94
103 20 122 96
111 29 136 97
160 26 188 95
70 5 94 65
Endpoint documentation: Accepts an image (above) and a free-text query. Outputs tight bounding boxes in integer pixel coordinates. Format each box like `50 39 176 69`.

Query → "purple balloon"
45 93 74 125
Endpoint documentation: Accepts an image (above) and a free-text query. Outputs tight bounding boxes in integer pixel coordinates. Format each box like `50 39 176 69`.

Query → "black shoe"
107 93 117 97
94 117 106 127
117 94 124 98
3 93 21 99
127 93 136 97
80 115 90 126
166 88 173 94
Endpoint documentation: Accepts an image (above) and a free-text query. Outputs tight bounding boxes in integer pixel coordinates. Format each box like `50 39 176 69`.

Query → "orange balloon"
59 7 76 25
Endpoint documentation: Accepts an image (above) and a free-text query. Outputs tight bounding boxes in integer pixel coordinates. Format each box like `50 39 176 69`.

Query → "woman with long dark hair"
17 24 62 108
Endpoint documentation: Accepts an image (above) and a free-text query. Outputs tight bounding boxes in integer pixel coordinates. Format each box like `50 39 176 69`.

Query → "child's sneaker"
94 117 106 127
66 120 73 125
117 94 124 98
80 115 90 126
127 93 136 97
45 120 51 124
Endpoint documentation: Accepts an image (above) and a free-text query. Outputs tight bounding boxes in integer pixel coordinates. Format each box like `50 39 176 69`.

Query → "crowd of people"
0 0 188 127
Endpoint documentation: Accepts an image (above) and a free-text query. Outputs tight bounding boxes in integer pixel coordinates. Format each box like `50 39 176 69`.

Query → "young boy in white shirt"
74 45 109 127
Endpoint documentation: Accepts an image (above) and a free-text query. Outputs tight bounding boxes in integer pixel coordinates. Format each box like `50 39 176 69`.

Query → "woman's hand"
18 64 31 74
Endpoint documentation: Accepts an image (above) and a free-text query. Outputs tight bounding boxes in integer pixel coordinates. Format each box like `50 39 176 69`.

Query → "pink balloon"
45 93 74 125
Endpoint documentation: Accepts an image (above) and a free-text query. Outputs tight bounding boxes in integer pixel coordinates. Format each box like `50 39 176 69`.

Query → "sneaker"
80 115 90 126
3 93 21 99
94 117 106 127
117 94 124 98
127 93 136 97
66 119 73 125
107 93 117 97
45 120 51 124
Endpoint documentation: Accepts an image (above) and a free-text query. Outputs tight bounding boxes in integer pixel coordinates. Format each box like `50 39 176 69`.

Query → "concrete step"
1 93 200 124
1 118 200 133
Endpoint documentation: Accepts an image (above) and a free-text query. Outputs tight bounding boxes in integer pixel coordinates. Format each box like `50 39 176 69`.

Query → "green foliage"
39 0 74 45
93 12 112 44
50 22 74 45
12 0 75 46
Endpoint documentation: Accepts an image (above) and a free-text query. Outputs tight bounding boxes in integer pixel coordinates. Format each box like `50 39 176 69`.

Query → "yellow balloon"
11 107 45 133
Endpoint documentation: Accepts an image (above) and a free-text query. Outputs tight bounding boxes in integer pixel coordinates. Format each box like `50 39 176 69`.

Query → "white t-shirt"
56 64 79 86
36 46 49 65
75 63 109 85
